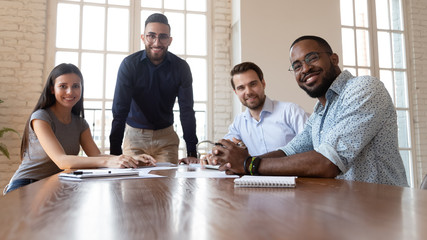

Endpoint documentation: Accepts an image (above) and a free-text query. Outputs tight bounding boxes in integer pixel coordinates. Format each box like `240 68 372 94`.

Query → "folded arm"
212 139 339 177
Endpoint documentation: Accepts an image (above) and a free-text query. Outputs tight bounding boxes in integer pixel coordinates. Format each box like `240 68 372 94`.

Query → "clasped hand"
210 139 249 175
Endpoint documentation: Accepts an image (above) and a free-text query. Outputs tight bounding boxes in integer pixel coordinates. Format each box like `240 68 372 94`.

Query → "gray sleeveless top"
9 108 89 181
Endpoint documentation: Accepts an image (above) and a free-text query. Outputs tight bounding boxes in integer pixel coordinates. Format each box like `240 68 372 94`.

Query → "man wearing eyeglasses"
212 35 408 187
110 13 198 164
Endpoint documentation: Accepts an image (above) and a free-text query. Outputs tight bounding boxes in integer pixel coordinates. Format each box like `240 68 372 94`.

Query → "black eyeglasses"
145 34 170 44
288 52 332 72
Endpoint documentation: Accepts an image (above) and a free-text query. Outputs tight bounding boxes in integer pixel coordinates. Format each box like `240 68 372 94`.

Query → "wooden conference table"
1 165 427 240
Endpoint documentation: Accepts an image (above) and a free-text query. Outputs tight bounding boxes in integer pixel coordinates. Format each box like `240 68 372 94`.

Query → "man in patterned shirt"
212 35 408 187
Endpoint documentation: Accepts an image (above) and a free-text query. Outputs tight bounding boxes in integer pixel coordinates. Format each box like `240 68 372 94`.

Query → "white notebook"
59 169 139 179
234 176 297 188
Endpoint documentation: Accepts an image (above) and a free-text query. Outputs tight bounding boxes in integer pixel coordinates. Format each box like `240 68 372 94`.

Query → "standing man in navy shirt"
110 13 198 164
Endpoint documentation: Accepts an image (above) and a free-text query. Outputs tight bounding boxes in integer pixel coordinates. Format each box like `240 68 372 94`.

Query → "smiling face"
141 22 172 65
289 39 340 104
51 73 82 110
232 69 266 111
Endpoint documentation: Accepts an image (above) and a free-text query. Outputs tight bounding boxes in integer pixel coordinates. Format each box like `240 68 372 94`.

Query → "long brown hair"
20 63 85 159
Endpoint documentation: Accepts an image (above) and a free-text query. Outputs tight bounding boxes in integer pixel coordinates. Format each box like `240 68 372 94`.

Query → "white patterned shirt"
279 70 408 186
225 97 308 156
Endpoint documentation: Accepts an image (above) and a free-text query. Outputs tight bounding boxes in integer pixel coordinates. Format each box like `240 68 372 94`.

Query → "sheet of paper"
59 173 165 181
136 162 179 174
175 170 239 178
189 163 220 170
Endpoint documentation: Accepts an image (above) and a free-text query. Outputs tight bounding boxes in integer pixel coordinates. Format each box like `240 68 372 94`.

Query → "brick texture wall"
0 0 47 189
212 0 233 141
407 0 427 186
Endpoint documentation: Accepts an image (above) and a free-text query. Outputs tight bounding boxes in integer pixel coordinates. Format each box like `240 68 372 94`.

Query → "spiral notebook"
234 176 297 188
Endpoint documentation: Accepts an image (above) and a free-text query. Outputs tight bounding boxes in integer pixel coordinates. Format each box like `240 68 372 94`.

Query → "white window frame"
340 0 415 186
46 0 212 158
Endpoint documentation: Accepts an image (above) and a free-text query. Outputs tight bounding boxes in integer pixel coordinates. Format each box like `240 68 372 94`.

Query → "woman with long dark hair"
4 63 155 194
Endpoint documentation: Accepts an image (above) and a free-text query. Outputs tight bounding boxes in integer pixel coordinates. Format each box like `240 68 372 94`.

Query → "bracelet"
243 156 251 175
248 157 262 175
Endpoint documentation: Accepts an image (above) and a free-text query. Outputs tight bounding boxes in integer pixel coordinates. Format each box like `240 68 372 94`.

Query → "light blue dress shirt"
224 97 308 156
280 70 408 186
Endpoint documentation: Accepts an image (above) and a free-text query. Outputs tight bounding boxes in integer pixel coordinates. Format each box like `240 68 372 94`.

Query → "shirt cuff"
315 143 347 173
278 145 296 156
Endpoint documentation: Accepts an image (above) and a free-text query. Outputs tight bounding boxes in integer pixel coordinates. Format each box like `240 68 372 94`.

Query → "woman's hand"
134 154 157 167
106 155 140 168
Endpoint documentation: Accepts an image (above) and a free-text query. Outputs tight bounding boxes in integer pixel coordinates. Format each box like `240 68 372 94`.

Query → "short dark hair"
230 62 264 90
290 35 333 53
145 13 170 30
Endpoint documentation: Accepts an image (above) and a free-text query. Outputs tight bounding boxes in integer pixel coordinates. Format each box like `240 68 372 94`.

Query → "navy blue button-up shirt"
110 50 198 156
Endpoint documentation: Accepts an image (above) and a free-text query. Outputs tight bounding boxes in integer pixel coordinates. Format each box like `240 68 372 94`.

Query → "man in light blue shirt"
212 36 408 187
224 62 308 156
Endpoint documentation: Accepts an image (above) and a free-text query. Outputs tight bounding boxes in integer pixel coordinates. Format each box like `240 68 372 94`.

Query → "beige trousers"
123 124 179 163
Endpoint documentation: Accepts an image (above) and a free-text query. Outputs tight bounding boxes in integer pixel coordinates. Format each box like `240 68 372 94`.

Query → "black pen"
72 170 112 175
72 171 91 175
215 142 246 148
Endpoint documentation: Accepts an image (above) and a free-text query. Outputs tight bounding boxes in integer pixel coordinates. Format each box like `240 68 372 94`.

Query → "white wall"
234 0 342 113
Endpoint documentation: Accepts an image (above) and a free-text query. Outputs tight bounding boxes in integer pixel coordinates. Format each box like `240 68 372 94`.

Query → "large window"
51 0 210 158
340 0 413 186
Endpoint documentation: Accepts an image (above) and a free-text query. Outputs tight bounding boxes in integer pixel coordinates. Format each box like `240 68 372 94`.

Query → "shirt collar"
140 50 171 66
243 96 273 119
327 70 353 97
313 70 353 113
262 96 273 114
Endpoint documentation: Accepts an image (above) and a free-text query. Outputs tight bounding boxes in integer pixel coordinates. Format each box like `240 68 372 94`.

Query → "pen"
236 141 246 149
214 142 246 148
72 170 112 175
73 171 91 175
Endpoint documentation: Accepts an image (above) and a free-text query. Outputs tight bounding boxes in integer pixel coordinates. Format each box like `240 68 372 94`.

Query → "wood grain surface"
1 167 427 240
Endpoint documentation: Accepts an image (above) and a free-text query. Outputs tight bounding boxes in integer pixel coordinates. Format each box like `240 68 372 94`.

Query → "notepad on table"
234 176 297 188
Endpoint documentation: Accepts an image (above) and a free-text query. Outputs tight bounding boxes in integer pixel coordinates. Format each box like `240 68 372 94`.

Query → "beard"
243 94 266 110
300 65 338 98
145 46 168 64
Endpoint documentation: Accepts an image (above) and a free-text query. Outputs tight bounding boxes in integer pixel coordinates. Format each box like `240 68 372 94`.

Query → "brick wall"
212 0 233 141
407 0 427 186
0 0 47 189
